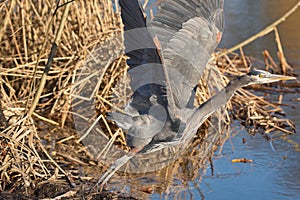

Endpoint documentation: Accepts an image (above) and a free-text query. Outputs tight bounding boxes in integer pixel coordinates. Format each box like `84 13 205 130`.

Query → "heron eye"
259 74 263 78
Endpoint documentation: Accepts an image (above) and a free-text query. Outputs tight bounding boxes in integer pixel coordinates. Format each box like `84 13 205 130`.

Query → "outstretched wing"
119 0 161 68
119 0 224 119
150 0 224 110
119 0 169 115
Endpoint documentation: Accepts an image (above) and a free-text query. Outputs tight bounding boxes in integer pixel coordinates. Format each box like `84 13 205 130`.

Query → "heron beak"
269 74 297 81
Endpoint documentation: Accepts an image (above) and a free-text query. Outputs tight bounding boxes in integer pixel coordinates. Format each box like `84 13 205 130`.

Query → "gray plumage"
114 0 225 150
96 0 296 190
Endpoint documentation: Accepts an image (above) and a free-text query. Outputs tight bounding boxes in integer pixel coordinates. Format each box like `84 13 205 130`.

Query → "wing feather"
119 0 224 116
119 0 168 115
150 0 224 109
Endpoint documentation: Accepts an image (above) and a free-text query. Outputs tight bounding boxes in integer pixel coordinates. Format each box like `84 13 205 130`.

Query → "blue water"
219 0 300 66
199 127 300 200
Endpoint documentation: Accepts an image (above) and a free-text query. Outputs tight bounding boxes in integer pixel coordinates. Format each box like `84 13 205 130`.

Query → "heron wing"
150 0 224 110
119 0 224 118
119 0 168 115
119 0 162 68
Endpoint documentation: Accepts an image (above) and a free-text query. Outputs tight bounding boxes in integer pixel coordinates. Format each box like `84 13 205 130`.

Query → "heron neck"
189 77 243 127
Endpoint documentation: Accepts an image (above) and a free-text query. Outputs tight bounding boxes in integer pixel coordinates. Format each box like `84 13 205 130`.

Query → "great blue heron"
96 0 296 189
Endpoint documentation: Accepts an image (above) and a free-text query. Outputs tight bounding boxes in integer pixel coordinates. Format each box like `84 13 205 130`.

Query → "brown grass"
0 0 298 198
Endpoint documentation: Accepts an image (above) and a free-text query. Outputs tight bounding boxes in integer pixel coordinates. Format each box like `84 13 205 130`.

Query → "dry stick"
218 0 300 57
60 63 77 128
32 112 59 126
25 5 57 112
45 190 78 200
56 152 89 166
7 7 24 64
27 2 72 117
239 47 248 68
0 0 16 43
0 2 5 10
274 27 291 74
21 2 28 62
263 50 279 71
114 0 119 13
143 0 150 9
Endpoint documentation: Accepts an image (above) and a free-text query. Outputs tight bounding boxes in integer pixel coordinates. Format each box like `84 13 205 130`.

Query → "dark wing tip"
120 0 162 68
119 0 146 30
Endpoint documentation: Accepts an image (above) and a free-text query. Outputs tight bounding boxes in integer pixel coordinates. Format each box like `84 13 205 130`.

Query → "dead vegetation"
0 0 299 198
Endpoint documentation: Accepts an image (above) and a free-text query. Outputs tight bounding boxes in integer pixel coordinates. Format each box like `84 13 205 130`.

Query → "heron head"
242 69 296 86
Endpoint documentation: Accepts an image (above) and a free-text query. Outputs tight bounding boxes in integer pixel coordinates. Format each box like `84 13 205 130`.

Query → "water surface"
201 1 300 199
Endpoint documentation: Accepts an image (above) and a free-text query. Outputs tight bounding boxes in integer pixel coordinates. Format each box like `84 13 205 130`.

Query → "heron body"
109 0 296 151
112 0 225 150
96 0 296 188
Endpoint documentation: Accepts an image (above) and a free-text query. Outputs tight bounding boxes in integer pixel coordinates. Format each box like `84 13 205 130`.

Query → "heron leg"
93 154 135 192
